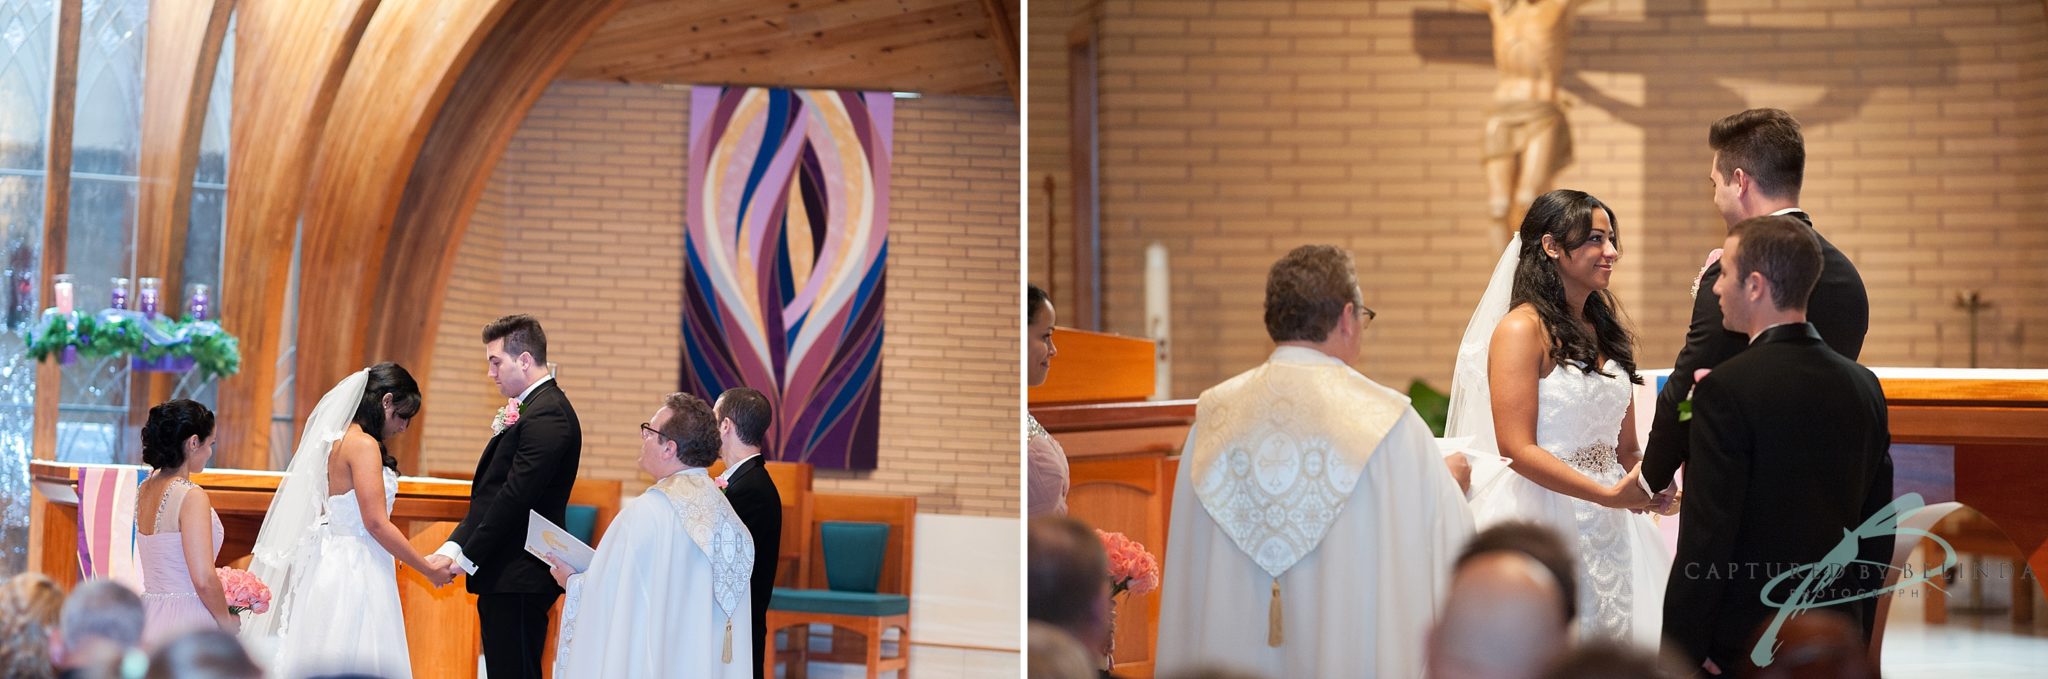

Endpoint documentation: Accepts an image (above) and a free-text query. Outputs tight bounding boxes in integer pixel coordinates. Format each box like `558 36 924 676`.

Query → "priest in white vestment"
546 392 755 678
1156 245 1476 678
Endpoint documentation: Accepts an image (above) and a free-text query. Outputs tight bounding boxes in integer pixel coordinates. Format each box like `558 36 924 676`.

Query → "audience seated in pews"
50 580 144 679
1429 523 1579 679
1027 516 1113 668
143 630 260 679
1028 620 1100 679
1748 609 1876 679
1537 641 1690 679
2 572 67 679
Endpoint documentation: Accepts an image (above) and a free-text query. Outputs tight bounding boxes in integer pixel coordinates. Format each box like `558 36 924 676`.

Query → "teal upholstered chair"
767 521 909 679
562 504 598 545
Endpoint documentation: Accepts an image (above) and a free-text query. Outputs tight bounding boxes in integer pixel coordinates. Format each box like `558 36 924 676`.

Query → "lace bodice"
323 468 399 537
1535 359 1633 480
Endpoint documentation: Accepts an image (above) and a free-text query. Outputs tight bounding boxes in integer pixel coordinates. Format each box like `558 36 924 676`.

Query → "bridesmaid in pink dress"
134 399 235 649
1026 284 1070 516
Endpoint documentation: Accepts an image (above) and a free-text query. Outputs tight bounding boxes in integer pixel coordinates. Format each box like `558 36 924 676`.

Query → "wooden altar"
1038 365 2048 678
29 461 484 677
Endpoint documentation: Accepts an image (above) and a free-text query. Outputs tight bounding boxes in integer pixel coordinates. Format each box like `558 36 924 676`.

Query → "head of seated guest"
1027 516 1113 659
1536 641 1690 679
1429 523 1578 679
144 630 259 679
2 572 66 679
49 580 143 676
1027 620 1099 679
1746 609 1875 679
1265 244 1372 365
1027 284 1058 388
642 392 722 479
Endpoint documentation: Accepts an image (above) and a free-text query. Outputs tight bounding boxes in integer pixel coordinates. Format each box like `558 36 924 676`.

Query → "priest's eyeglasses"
1357 304 1377 328
639 422 673 443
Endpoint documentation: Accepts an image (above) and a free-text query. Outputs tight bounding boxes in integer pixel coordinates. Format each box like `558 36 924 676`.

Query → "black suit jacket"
724 454 782 678
1661 324 1892 673
451 379 582 594
1644 211 1868 493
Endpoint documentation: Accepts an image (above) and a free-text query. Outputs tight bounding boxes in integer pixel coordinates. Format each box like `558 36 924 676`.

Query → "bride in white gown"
242 363 451 677
1448 189 1673 647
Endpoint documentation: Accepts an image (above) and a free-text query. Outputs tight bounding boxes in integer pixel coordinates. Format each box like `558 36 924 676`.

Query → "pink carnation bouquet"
1096 529 1160 598
215 567 271 615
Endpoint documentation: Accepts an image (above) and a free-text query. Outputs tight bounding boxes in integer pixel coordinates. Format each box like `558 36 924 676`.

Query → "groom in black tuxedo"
1642 108 1869 498
427 315 582 679
1660 217 1892 675
715 387 782 679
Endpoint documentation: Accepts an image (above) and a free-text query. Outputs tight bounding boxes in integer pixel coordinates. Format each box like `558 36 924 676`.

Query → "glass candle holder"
138 277 161 317
110 277 131 310
188 284 210 321
52 274 74 316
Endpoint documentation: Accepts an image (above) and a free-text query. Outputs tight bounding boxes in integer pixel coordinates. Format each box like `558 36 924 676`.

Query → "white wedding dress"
1446 234 1671 648
1466 359 1671 646
269 466 412 678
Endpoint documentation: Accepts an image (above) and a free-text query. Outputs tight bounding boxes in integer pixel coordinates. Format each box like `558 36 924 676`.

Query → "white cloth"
270 468 412 678
1156 348 1474 677
1447 234 1670 647
517 374 554 404
553 468 755 678
718 453 761 483
244 369 369 642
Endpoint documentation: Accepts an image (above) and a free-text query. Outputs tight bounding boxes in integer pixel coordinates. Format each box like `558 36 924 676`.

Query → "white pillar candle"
1145 241 1171 400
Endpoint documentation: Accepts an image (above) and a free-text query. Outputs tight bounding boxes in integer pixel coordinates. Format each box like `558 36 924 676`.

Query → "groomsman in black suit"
1642 108 1870 497
426 315 582 679
716 387 782 678
1655 216 1892 676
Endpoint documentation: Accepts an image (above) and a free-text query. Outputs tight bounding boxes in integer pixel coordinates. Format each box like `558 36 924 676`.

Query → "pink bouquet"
1097 530 1160 597
216 567 271 615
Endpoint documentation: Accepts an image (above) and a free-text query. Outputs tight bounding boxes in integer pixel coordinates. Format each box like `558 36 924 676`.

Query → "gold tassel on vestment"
723 617 734 663
1268 578 1283 647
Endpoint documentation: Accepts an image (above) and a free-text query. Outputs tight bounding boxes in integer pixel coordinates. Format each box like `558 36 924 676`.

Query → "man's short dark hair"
1264 244 1363 343
481 314 548 364
1457 522 1578 623
1027 516 1109 635
661 392 722 468
715 387 774 449
1709 108 1804 199
1728 215 1824 312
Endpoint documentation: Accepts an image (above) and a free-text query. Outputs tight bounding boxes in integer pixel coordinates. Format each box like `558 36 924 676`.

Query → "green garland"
25 313 242 381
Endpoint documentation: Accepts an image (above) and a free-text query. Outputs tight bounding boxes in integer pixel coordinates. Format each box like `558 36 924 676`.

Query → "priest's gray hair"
661 392 722 468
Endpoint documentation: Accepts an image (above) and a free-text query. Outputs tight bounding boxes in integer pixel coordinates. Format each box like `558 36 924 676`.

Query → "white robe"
553 468 755 678
1156 347 1475 678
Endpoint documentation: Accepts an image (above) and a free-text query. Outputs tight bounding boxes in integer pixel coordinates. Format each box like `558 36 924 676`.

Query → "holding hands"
1604 464 1680 515
421 554 462 587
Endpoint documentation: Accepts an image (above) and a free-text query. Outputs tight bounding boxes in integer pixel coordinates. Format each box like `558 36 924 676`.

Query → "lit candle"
53 274 74 316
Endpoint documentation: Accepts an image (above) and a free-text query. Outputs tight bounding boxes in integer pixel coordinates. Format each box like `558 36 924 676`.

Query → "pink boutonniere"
1689 248 1724 299
714 477 729 492
1678 368 1712 422
491 398 524 434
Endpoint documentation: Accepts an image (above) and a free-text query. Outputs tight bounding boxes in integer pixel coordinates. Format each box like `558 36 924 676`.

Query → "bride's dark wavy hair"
1510 189 1642 385
351 362 422 472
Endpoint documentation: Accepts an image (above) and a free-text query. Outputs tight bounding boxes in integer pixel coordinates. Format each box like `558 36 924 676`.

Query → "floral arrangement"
1097 529 1160 598
1689 248 1724 299
24 311 241 380
491 398 524 434
1677 368 1712 422
215 567 271 615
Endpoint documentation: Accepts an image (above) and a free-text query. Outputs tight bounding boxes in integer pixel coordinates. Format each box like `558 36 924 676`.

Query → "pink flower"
1702 248 1723 270
1693 368 1712 383
1096 529 1161 598
215 567 271 615
1690 248 1725 299
714 477 729 491
501 399 522 427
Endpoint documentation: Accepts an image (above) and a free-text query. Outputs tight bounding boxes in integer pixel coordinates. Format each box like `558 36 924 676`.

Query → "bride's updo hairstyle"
141 400 216 471
1510 189 1642 385
350 362 423 472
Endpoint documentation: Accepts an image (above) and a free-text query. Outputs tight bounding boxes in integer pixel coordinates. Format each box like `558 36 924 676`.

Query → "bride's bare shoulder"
1492 305 1546 342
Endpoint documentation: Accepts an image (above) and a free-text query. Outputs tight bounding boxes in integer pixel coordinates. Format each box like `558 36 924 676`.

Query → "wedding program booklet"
525 510 595 573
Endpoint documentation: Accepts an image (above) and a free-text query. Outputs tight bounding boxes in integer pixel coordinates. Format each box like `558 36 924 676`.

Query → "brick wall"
421 81 1021 517
1030 0 2048 397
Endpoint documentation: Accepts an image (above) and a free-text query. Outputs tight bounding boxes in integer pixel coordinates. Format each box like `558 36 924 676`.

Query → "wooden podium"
29 461 483 677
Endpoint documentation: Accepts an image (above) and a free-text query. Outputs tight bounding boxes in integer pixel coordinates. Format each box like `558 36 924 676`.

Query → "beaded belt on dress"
141 591 198 600
1557 442 1619 474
